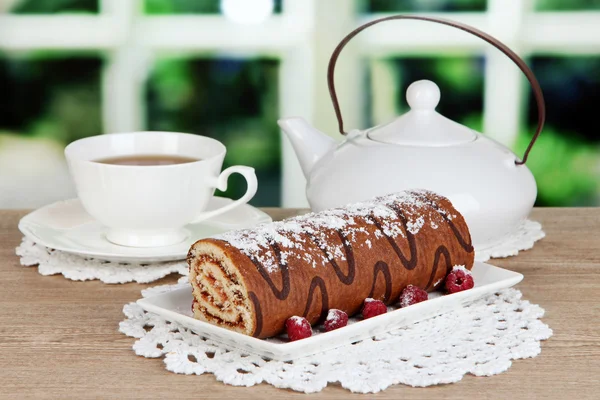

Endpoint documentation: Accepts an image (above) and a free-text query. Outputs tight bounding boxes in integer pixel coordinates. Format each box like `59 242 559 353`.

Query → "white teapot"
278 16 545 251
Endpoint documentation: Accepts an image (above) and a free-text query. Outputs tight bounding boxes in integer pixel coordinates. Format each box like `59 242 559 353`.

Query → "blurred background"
1 0 599 209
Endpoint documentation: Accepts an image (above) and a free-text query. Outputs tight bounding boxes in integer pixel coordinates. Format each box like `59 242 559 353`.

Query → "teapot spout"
278 117 337 179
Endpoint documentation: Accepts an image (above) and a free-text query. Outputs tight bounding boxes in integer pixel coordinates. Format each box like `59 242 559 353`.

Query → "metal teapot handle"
327 15 545 165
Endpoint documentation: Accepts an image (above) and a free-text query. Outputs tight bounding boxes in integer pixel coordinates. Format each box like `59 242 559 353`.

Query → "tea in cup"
64 131 258 247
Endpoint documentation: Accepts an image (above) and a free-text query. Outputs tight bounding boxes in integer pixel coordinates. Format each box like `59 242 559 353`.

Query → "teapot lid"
367 80 477 146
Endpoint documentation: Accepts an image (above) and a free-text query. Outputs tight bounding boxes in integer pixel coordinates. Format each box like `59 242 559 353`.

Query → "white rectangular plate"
137 261 522 361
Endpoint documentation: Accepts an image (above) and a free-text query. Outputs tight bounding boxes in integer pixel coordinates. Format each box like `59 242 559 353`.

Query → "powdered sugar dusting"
288 316 306 325
406 216 425 234
326 309 342 323
452 265 471 275
400 294 414 308
213 189 451 273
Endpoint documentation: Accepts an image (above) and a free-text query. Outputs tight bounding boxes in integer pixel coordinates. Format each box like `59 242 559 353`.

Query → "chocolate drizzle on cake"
247 242 291 300
369 261 392 302
190 189 475 338
437 209 474 253
308 230 356 285
248 292 263 338
302 277 329 322
426 246 452 290
368 208 418 270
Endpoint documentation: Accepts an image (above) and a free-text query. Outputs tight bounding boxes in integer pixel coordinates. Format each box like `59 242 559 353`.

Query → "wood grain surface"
1 208 599 399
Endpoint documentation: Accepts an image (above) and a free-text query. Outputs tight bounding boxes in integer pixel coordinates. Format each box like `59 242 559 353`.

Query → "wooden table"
1 208 599 399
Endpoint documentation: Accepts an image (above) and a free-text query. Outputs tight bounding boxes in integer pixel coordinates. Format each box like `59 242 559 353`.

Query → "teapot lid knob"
407 80 440 111
367 78 477 146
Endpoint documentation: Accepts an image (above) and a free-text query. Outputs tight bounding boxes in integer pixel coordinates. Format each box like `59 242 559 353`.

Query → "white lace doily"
16 238 188 284
119 280 552 394
475 220 545 262
15 219 544 284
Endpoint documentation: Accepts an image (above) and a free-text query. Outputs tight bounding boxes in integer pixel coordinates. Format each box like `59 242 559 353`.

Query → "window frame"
1 0 599 206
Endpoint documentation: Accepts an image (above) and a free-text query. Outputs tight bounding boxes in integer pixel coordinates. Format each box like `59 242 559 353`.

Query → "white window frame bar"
1 0 599 207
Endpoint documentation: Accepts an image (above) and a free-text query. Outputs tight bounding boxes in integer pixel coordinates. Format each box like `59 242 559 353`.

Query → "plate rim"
18 197 272 262
136 261 524 360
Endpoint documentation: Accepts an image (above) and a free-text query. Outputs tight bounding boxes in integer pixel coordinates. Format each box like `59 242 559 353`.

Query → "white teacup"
64 131 258 247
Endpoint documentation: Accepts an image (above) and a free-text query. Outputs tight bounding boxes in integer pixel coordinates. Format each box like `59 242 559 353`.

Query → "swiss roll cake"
187 189 474 338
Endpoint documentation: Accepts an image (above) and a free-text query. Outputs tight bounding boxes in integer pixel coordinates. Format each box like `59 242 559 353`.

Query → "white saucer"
18 197 272 263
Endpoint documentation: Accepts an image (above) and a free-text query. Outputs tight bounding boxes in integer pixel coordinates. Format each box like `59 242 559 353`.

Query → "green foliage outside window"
366 0 486 12
146 58 282 206
2 0 600 207
366 0 600 12
462 115 600 206
536 0 600 11
10 0 98 13
144 0 282 14
0 56 102 143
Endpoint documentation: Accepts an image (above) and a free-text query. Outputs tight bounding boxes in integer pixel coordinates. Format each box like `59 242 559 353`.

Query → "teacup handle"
191 166 258 224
